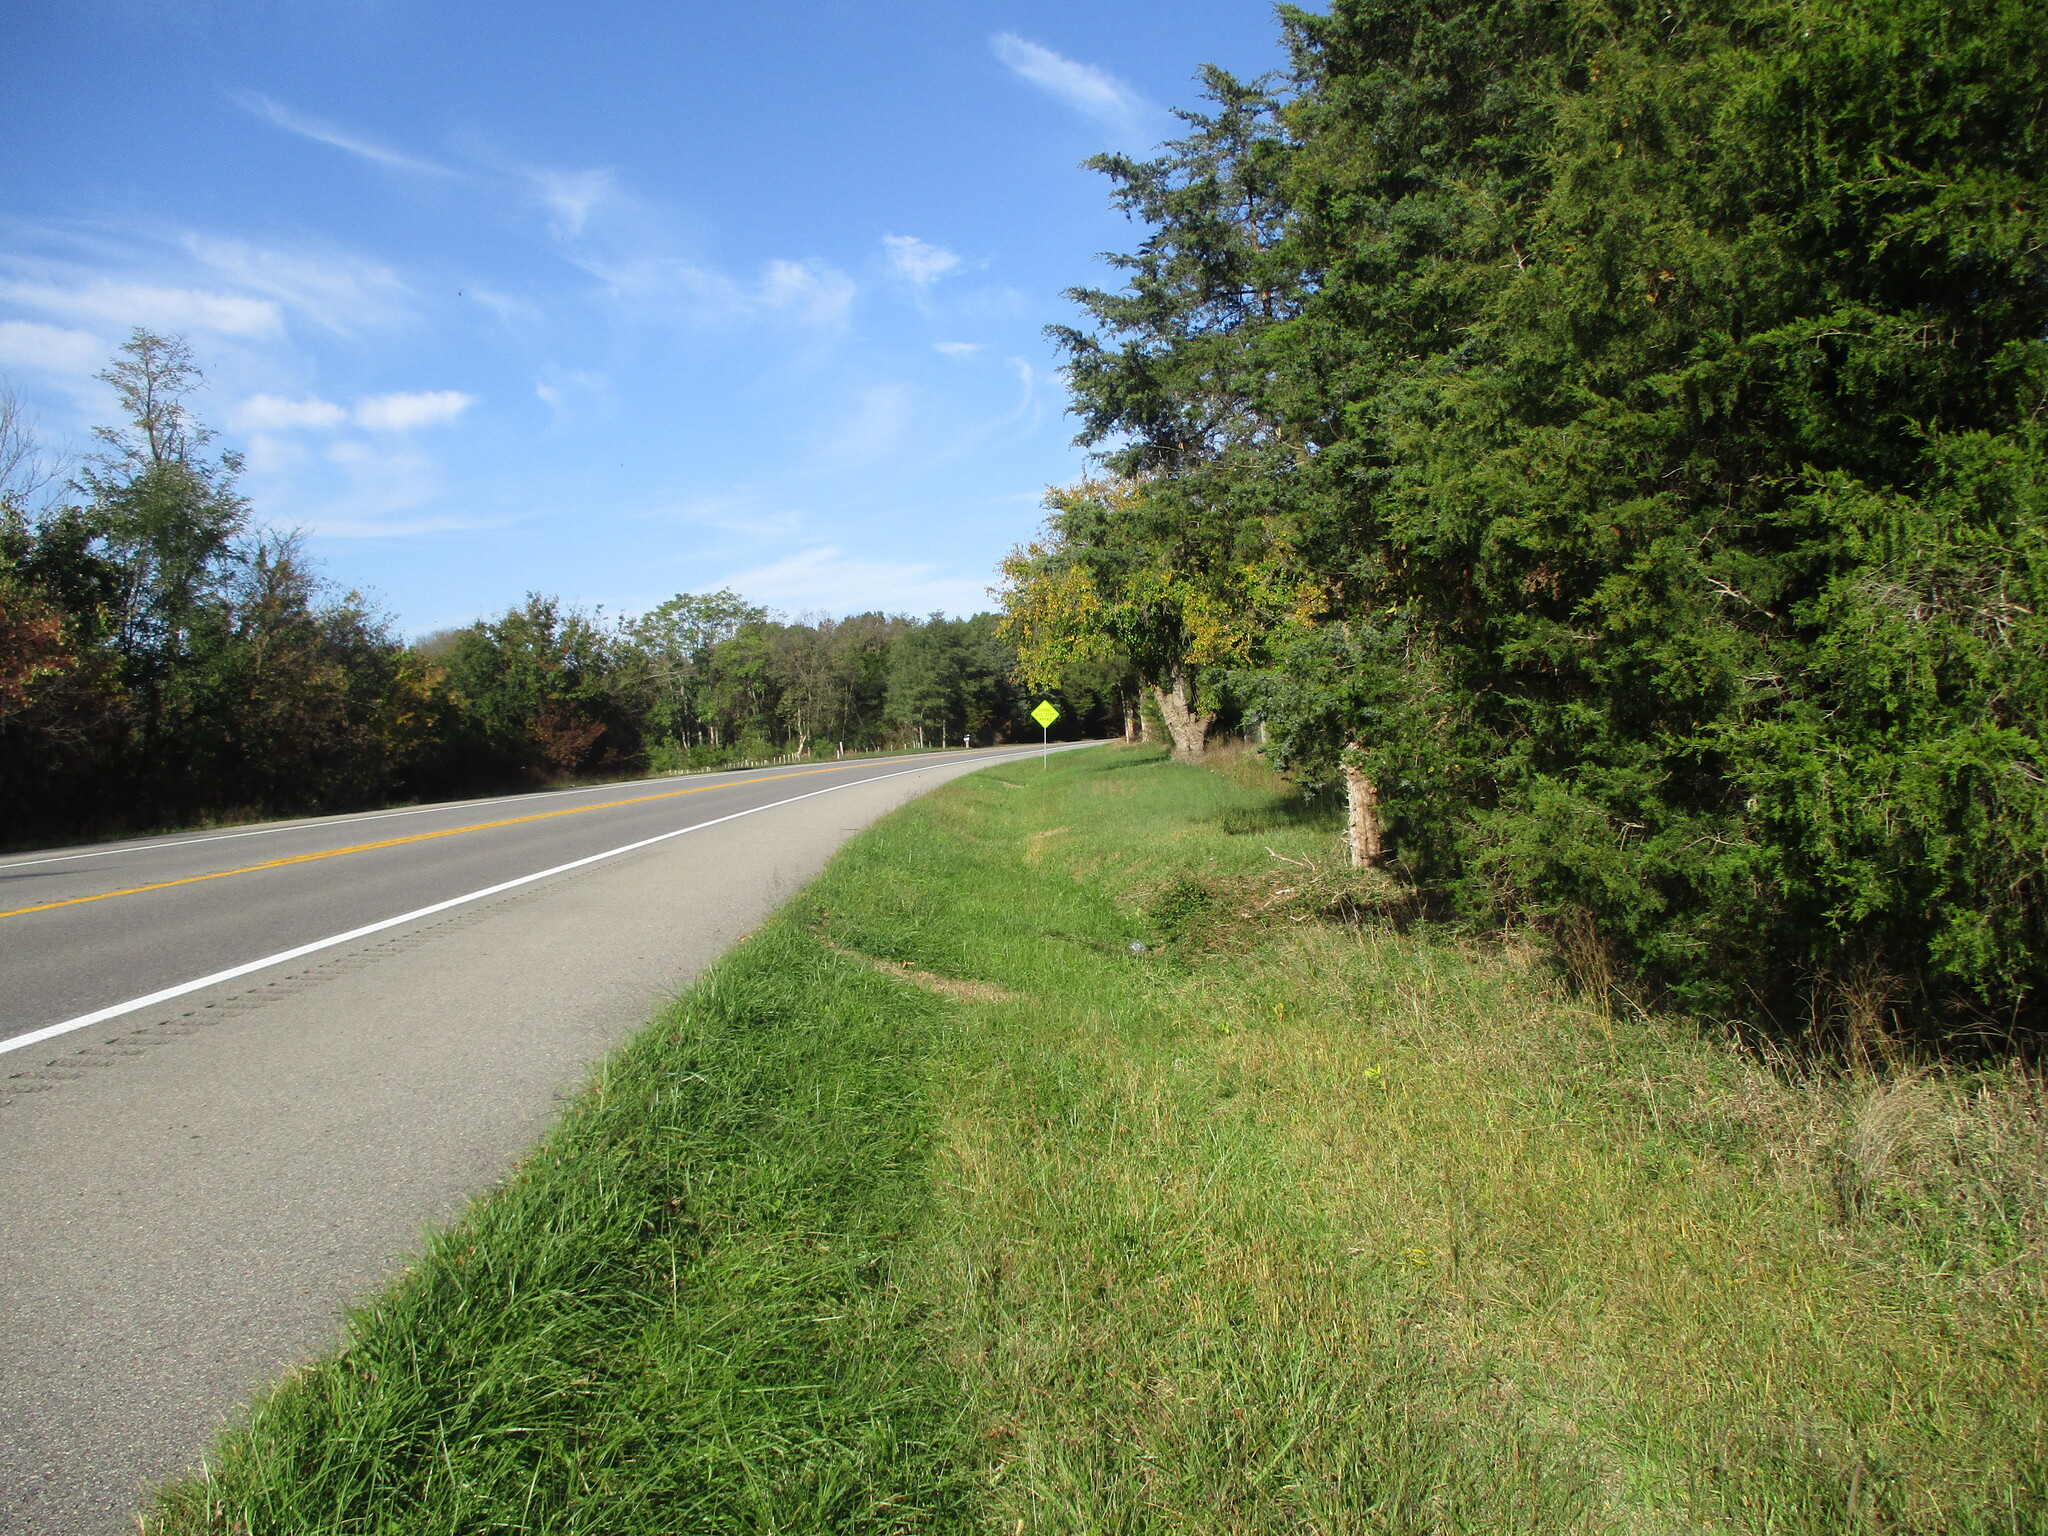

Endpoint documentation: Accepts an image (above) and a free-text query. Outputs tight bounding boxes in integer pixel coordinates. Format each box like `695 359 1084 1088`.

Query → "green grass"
148 923 978 1531
149 745 2046 1534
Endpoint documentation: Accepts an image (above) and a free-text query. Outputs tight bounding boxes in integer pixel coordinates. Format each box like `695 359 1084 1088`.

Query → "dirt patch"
826 943 1020 1004
1023 826 1072 864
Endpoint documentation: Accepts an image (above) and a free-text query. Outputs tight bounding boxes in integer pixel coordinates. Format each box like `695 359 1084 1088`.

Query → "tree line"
999 0 2048 1047
1 331 1104 846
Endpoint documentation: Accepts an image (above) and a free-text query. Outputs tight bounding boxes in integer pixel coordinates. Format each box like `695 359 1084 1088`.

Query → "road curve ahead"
0 747 1060 1534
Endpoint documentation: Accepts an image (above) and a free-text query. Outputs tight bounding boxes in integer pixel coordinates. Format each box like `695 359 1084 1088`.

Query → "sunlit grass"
907 748 2044 1534
149 744 2045 1533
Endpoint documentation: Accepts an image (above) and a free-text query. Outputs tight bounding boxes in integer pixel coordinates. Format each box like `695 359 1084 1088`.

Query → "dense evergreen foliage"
1 333 1096 845
1007 0 2048 1046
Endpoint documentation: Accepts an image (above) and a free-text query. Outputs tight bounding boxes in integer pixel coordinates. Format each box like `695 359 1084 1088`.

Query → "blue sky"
1 1 1294 634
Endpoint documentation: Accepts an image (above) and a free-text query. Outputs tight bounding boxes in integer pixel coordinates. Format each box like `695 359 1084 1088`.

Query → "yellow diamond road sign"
1031 700 1060 729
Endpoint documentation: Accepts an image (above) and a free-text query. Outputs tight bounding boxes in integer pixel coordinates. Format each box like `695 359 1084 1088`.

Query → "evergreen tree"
1027 0 2048 1040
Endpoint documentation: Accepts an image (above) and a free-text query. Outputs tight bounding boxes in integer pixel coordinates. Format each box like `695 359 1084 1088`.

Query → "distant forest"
0 331 1117 846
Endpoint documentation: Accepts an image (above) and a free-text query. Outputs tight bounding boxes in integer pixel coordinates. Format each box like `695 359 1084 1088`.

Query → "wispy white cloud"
577 252 718 307
949 282 1030 322
234 389 473 434
933 340 981 358
631 488 802 541
990 33 1155 139
233 393 349 431
526 167 618 239
522 157 856 331
462 285 537 325
821 384 910 464
229 100 848 337
719 545 989 617
238 92 631 266
312 515 495 538
238 432 313 475
302 503 500 538
882 234 962 286
758 258 857 327
915 356 1041 469
234 417 465 538
181 236 412 334
233 92 456 178
280 436 503 539
0 319 104 376
0 223 412 356
1006 356 1039 414
534 370 611 422
574 249 856 331
325 438 424 469
354 390 474 432
0 276 281 338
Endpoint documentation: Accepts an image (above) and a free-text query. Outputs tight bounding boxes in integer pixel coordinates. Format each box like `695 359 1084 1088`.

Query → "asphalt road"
0 747 1057 1534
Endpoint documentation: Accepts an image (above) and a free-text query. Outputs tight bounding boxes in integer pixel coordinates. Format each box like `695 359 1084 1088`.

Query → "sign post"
1031 700 1060 770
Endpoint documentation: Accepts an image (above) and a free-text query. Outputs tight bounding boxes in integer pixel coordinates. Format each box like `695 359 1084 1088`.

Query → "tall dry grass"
914 748 2045 1533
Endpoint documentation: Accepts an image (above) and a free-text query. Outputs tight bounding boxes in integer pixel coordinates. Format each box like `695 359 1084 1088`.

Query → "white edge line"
1 751 1048 1061
0 748 1006 874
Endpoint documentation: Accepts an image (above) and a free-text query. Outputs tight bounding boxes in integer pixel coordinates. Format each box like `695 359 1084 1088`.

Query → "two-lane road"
0 747 1059 1533
3 749 1029 1054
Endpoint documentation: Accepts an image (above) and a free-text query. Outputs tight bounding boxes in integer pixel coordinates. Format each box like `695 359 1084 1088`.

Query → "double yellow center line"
0 757 939 923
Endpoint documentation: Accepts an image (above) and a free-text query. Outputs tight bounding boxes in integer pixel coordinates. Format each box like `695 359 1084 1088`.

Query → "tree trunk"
1150 669 1214 762
1122 693 1140 743
1342 749 1384 869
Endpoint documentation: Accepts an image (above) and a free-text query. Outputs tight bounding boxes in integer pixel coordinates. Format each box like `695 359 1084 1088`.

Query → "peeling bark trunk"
1343 749 1384 869
1151 669 1214 762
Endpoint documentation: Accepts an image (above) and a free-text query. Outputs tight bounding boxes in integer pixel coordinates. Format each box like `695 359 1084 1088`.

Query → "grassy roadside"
149 745 2045 1533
